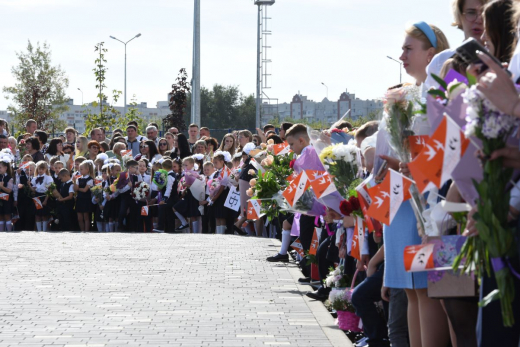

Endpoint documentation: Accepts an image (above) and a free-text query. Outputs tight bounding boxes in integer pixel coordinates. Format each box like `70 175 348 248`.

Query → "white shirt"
137 173 151 184
64 179 75 194
31 174 54 193
164 170 176 199
424 48 457 90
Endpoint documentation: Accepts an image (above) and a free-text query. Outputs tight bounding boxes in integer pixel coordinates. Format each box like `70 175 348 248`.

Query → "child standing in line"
74 160 95 232
30 161 53 232
104 163 122 232
53 168 75 231
201 161 216 234
150 160 163 231
157 159 180 232
0 159 14 231
15 161 36 231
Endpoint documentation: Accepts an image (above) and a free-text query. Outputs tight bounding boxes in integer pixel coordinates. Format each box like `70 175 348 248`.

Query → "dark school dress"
75 176 93 213
57 180 74 231
16 171 36 230
0 174 13 215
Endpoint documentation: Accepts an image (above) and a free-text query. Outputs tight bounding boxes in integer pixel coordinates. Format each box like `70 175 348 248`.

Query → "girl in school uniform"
0 157 15 231
74 160 95 232
30 161 53 231
104 163 122 232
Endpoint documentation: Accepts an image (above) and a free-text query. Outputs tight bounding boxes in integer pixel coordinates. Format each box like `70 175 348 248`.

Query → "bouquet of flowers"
319 143 360 197
45 182 57 199
328 288 356 313
132 181 150 201
208 178 221 199
453 84 520 326
153 169 168 190
184 170 200 186
90 185 104 205
178 176 188 194
382 83 428 235
121 152 133 170
115 172 129 190
325 266 351 288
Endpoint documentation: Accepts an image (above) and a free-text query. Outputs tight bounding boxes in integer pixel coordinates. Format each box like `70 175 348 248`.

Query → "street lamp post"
321 82 328 99
77 88 83 105
387 56 402 84
110 33 142 116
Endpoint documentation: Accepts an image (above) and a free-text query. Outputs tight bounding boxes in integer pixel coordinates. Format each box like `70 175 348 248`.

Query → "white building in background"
1 99 171 135
260 89 383 125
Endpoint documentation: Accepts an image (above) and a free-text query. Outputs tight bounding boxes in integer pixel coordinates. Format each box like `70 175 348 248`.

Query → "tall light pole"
254 0 275 129
110 33 142 116
191 0 201 126
387 56 402 84
77 88 83 105
321 82 328 99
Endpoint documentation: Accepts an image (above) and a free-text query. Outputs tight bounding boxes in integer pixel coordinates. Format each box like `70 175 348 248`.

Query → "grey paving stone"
0 233 341 346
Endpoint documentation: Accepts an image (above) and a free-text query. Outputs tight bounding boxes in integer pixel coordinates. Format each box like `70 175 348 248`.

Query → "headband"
413 21 437 49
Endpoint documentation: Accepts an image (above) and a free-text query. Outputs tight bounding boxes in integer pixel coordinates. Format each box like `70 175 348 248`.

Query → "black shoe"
233 225 247 236
175 224 189 232
298 277 312 284
266 253 289 262
306 289 328 301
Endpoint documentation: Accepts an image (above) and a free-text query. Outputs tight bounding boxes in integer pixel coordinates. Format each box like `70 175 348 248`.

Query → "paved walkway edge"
270 239 354 347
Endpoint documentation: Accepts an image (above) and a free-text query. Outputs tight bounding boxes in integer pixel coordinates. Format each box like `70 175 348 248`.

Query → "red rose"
339 199 353 216
289 159 295 169
348 196 360 211
331 128 343 133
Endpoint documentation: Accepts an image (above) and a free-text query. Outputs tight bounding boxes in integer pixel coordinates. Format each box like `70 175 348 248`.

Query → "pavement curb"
270 239 354 347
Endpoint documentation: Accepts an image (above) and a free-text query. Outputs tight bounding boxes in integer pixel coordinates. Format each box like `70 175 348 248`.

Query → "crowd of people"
2 0 520 346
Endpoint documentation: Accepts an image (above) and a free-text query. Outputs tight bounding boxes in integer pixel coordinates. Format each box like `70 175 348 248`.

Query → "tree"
163 68 190 132
184 84 256 129
3 41 68 132
83 42 121 136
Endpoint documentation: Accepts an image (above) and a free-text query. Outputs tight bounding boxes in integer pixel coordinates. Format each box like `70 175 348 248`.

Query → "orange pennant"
309 228 319 256
306 170 336 199
282 172 310 207
247 199 262 220
0 193 9 201
141 206 149 216
409 135 430 160
33 197 43 210
404 244 435 272
290 238 305 258
351 216 365 261
121 149 132 157
273 142 292 155
408 116 470 194
366 169 413 226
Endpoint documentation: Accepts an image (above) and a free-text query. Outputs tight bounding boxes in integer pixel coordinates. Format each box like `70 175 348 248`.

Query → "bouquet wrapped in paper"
153 169 168 190
132 181 150 201
45 182 57 199
319 143 361 197
115 172 129 190
208 178 221 199
90 185 104 205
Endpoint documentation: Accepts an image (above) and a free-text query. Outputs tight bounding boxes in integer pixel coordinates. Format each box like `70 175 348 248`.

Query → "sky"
0 0 464 111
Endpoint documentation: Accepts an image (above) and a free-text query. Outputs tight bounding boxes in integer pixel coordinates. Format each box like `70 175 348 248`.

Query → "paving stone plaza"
0 233 351 347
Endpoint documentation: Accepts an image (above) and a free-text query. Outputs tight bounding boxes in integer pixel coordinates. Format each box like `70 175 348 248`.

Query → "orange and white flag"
247 199 263 220
273 142 292 156
409 135 430 160
408 115 470 194
290 238 305 258
219 166 232 180
351 216 365 261
282 171 310 207
355 177 378 233
141 206 149 216
366 169 413 225
120 149 132 157
286 171 299 182
306 170 336 199
404 244 435 272
0 193 9 201
19 162 30 170
309 228 319 256
33 197 43 210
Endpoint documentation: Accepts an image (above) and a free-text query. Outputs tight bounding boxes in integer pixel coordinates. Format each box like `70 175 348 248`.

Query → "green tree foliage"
164 68 190 132
83 42 122 136
2 41 68 132
183 84 256 129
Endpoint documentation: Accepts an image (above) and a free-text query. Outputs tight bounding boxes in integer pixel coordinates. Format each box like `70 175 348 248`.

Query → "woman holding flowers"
379 23 451 347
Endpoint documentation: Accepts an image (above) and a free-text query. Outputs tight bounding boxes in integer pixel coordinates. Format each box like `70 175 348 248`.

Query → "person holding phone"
425 0 488 90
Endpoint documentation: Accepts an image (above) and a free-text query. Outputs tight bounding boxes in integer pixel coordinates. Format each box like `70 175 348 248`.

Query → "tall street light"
77 88 83 105
321 82 328 99
387 56 402 84
110 33 142 116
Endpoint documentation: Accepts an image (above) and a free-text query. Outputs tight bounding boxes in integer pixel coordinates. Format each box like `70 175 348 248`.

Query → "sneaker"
152 229 164 233
266 253 289 262
175 224 189 232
